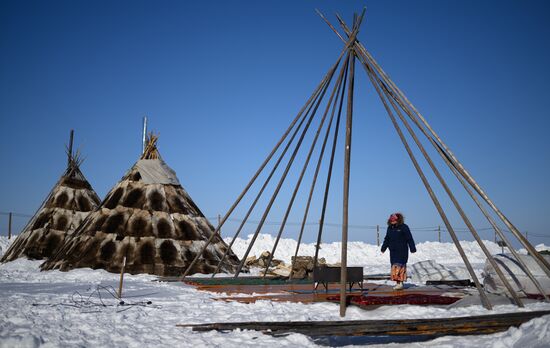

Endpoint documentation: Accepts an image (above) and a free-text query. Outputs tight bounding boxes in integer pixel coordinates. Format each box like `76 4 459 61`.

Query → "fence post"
376 225 379 246
438 225 441 243
8 212 12 239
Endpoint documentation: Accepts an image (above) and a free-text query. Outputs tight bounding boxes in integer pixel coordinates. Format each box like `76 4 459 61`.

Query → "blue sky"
1 1 549 247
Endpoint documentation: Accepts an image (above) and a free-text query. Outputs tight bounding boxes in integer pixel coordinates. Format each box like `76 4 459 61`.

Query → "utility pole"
218 214 221 235
438 225 441 243
376 225 380 247
142 116 148 154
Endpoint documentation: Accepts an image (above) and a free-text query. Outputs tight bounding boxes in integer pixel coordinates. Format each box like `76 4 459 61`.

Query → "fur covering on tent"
41 135 241 276
1 155 100 262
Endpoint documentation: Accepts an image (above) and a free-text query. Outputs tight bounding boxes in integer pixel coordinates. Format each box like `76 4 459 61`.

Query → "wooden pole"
210 107 311 276
440 136 550 301
264 50 350 278
327 17 520 308
8 212 12 239
362 57 528 306
341 49 355 317
370 64 527 307
325 15 550 277
376 225 380 247
313 60 348 270
217 214 221 235
235 59 339 279
211 56 341 278
289 63 344 279
438 226 441 243
118 256 127 300
189 13 365 280
182 52 345 280
384 70 525 307
365 61 524 307
358 43 550 278
362 61 493 310
210 74 331 278
68 129 74 166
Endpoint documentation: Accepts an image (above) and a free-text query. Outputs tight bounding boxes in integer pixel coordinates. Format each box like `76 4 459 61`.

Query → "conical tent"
41 135 241 276
1 145 100 262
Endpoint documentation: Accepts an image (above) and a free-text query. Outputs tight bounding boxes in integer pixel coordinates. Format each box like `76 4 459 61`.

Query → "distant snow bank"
520 244 550 254
227 234 549 267
0 236 14 258
2 234 548 271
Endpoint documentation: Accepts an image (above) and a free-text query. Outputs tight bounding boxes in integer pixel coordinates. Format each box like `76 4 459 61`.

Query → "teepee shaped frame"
182 10 550 316
1 130 100 262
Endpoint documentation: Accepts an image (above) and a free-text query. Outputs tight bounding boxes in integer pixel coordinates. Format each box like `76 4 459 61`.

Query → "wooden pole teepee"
181 9 550 318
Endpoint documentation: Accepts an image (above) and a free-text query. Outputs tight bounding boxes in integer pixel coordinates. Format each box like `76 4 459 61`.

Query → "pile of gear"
245 251 327 279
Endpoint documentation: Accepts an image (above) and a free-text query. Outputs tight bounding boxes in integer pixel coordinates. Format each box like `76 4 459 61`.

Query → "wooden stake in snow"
118 256 127 300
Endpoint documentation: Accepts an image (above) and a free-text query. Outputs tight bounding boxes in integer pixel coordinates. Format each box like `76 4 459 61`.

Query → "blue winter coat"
381 223 416 265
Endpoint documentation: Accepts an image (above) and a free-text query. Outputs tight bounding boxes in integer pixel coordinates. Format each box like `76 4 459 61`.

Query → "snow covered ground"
1 235 549 348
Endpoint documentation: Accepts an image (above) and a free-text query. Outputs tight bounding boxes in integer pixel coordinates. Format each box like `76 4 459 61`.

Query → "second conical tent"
2 139 100 262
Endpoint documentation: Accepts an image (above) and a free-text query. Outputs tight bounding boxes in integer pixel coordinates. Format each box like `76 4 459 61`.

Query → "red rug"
328 293 461 306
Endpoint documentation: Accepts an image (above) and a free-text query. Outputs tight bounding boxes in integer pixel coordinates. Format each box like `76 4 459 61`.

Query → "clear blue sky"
1 1 549 247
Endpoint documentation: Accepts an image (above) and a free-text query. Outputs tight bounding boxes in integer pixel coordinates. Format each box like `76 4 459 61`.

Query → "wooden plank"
364 273 390 280
178 310 550 337
426 280 473 287
184 280 468 299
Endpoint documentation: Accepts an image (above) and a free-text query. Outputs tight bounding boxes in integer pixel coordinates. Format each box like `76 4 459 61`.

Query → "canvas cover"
132 159 181 185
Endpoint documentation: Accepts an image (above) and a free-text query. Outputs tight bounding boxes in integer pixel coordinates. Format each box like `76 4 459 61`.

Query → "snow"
1 235 550 347
229 234 503 279
0 235 13 257
520 244 550 254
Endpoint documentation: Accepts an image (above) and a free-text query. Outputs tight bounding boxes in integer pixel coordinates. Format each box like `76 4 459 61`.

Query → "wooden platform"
182 277 469 306
179 310 550 338
178 277 550 339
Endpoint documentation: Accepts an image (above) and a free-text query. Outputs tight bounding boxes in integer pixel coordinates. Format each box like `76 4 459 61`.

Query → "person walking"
381 213 416 290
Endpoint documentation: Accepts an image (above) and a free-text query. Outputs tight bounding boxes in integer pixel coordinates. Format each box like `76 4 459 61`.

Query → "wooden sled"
179 310 550 338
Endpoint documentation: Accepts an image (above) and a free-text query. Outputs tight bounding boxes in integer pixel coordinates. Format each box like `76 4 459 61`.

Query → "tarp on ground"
409 260 463 283
483 253 550 297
